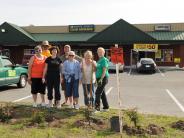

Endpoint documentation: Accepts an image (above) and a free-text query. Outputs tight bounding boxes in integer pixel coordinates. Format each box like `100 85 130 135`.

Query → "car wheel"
17 75 27 88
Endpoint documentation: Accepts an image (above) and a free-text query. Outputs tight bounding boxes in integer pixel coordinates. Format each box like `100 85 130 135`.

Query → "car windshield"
2 58 13 66
140 58 154 64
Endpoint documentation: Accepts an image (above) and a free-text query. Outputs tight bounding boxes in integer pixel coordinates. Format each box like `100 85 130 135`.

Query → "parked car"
136 58 157 73
0 56 28 88
108 61 124 72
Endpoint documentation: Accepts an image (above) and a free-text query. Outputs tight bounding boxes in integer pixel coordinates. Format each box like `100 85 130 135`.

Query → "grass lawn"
0 103 183 138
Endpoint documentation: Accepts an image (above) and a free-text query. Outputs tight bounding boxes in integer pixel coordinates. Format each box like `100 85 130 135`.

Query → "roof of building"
31 33 97 42
0 22 35 45
1 19 184 45
148 31 184 41
88 19 156 44
23 25 108 33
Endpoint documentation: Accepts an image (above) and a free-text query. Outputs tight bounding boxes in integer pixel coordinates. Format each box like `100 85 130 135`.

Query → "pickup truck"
0 56 28 88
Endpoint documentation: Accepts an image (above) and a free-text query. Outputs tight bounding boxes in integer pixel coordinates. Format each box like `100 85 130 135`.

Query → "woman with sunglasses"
62 51 81 109
28 45 47 107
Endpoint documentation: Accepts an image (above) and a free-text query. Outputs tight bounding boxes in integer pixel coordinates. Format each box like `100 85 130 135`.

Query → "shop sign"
174 58 181 63
155 49 161 58
69 25 95 32
134 44 158 52
110 47 124 64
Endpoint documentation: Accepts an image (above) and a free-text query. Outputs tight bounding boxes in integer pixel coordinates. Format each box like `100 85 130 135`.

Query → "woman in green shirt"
95 47 109 112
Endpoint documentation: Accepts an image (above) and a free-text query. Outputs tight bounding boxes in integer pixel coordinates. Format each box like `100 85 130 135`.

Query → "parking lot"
0 67 184 117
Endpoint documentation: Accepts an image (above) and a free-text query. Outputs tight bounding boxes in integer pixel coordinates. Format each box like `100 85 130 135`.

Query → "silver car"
108 62 124 72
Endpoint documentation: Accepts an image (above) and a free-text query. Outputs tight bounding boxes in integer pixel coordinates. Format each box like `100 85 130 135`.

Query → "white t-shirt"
81 60 96 84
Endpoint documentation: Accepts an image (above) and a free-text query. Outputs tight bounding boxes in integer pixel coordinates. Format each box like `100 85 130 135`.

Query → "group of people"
28 40 109 112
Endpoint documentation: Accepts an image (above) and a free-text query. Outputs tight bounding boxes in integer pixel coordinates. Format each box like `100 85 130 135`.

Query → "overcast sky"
0 0 184 26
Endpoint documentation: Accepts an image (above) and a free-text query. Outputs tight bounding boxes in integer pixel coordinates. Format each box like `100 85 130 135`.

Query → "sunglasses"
69 55 74 57
35 49 42 53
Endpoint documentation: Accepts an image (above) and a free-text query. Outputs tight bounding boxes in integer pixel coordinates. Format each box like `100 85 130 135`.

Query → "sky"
0 0 184 26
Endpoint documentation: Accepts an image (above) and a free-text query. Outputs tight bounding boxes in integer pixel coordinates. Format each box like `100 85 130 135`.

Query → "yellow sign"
155 49 161 58
134 44 158 52
8 70 16 77
174 58 181 63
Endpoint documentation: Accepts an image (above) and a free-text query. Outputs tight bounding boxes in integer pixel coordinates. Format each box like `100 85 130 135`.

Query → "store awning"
31 33 97 42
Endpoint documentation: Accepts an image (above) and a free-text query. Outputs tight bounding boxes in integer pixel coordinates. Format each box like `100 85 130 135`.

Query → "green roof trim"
148 31 184 41
31 33 97 42
88 19 156 44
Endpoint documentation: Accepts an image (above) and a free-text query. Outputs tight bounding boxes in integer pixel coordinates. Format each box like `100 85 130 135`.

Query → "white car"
108 62 124 72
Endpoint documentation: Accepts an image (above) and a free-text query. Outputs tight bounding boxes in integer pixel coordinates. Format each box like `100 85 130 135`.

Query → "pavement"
0 67 184 117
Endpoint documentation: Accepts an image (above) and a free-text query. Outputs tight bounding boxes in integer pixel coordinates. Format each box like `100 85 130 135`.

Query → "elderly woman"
42 46 62 108
95 47 109 112
62 51 81 109
28 45 47 107
81 50 96 107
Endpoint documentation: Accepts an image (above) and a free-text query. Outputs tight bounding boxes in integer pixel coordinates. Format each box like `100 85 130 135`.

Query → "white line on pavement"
166 89 184 113
12 87 113 103
106 87 113 95
157 67 165 77
128 68 132 76
12 95 32 103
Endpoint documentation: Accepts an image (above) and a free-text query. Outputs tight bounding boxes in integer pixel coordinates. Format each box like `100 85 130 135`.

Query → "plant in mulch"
84 107 93 126
171 120 184 131
125 108 140 128
45 110 56 122
29 109 45 126
123 108 165 136
0 103 13 123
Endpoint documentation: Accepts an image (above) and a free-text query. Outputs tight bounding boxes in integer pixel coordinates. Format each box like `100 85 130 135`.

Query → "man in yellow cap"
41 40 52 57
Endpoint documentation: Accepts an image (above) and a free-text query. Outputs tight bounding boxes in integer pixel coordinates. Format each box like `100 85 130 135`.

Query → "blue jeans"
82 83 95 106
65 75 79 98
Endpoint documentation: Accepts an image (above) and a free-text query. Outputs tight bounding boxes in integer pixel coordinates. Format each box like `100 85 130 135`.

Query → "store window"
155 49 173 62
22 49 34 65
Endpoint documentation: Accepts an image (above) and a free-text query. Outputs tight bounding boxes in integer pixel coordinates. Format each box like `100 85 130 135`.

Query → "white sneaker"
74 104 80 110
56 103 61 109
68 104 74 109
47 100 53 108
101 108 109 112
41 103 46 107
33 103 37 107
93 109 100 114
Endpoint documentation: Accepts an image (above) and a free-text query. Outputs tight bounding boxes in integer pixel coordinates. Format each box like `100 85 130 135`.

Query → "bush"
125 108 140 128
30 110 45 124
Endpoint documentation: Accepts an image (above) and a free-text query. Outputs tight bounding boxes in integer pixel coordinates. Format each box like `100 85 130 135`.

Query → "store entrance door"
138 51 146 60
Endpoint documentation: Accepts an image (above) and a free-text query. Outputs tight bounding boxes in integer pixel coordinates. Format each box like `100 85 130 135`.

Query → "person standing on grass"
60 45 82 106
42 46 62 109
28 45 47 107
62 51 81 109
81 50 96 107
95 47 109 112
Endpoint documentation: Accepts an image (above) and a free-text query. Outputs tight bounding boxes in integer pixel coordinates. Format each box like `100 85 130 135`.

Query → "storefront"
0 19 184 67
